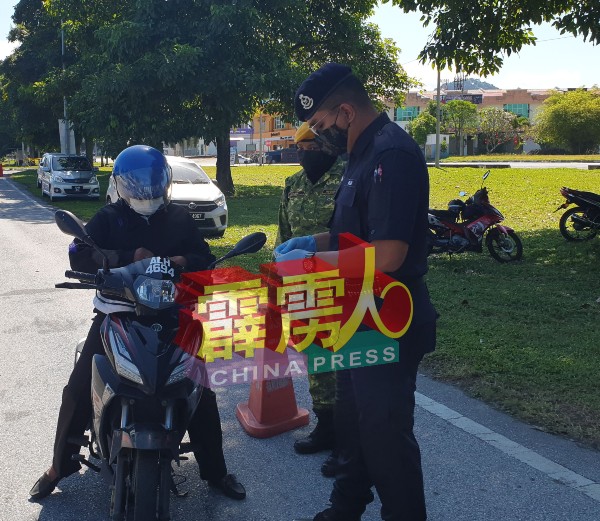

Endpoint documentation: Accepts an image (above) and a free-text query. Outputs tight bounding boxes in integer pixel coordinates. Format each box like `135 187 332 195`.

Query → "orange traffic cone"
236 347 309 438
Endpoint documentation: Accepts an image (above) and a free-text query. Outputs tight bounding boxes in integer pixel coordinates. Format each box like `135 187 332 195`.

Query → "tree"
443 100 478 156
1 0 64 152
533 89 600 154
478 107 518 153
387 0 600 75
39 0 414 195
0 75 20 156
407 112 436 146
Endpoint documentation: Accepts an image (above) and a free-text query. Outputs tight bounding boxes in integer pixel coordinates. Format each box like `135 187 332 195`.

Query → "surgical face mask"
298 149 338 183
314 108 349 156
128 197 165 216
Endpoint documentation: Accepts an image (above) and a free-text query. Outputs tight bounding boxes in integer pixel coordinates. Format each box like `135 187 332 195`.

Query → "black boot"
320 450 339 478
313 507 362 521
294 409 335 455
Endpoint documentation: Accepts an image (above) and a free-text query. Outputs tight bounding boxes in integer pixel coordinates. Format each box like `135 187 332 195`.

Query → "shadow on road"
0 179 55 224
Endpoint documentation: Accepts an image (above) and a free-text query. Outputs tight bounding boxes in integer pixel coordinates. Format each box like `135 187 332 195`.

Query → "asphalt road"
1 177 599 521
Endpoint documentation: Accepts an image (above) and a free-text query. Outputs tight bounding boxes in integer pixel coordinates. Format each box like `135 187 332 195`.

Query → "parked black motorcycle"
556 187 600 241
427 171 523 262
54 209 266 521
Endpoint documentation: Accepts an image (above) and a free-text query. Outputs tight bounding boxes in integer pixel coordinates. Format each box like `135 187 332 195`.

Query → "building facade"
390 88 558 155
390 88 554 131
166 88 572 158
230 114 298 154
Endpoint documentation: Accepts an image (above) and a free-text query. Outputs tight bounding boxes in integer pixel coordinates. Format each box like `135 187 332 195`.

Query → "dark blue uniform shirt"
329 112 437 328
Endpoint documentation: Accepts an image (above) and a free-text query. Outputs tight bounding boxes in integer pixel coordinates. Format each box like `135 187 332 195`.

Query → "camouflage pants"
308 371 336 410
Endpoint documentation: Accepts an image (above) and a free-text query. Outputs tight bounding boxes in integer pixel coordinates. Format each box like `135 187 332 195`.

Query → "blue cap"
294 63 353 121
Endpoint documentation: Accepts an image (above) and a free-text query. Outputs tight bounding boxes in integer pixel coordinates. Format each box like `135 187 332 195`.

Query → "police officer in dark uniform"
276 64 437 521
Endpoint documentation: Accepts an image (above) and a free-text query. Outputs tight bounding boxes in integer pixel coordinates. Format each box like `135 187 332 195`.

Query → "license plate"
191 213 205 219
73 185 83 192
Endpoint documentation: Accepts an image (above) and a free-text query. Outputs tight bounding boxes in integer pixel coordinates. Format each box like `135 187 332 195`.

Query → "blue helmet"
112 145 172 216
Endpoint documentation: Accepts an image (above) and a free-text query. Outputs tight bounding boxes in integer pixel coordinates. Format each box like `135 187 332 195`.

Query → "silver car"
106 155 228 237
38 153 100 201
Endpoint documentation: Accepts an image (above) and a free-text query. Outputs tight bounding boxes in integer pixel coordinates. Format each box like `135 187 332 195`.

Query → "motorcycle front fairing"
91 314 207 467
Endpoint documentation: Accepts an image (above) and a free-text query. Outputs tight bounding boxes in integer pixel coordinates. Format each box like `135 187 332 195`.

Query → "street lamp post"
258 113 263 166
61 20 70 154
435 67 441 168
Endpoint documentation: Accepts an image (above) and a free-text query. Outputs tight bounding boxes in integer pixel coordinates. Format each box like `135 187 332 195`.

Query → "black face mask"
314 109 349 156
298 149 338 183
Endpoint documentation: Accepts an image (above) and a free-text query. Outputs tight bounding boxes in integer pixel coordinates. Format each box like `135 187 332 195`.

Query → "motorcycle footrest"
179 442 201 454
71 454 101 472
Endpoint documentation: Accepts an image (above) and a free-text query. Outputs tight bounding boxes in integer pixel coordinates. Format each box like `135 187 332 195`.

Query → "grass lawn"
443 154 600 162
10 164 600 448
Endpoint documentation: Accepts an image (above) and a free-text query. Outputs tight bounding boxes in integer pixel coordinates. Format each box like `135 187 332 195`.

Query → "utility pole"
61 20 70 154
258 113 263 166
435 67 441 168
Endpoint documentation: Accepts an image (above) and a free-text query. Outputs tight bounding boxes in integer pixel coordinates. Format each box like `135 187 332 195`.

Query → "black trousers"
52 312 227 481
329 321 436 521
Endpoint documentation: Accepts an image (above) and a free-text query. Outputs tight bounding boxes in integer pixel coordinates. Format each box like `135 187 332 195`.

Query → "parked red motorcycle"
556 187 600 241
427 171 523 262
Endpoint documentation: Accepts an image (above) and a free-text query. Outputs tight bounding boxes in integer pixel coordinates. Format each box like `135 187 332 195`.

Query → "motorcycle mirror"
54 209 110 273
459 191 467 197
230 232 267 256
207 232 267 269
55 210 88 241
482 170 490 181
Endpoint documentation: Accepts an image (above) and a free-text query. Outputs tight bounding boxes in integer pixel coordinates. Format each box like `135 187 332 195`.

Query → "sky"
369 5 600 91
1 1 599 91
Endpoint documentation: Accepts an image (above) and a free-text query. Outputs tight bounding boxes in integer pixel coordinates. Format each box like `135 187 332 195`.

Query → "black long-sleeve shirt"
69 200 215 273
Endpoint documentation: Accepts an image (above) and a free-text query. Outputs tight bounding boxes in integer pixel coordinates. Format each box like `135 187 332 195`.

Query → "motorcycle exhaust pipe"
571 214 598 229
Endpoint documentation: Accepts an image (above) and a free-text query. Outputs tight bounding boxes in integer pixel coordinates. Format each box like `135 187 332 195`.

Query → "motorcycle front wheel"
486 230 523 262
132 450 160 521
559 207 598 241
110 452 129 521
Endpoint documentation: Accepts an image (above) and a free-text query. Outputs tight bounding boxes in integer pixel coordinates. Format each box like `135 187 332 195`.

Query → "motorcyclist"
30 145 246 501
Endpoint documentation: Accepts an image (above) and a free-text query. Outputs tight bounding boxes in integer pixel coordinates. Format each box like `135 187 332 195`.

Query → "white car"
38 153 100 201
106 155 228 237
236 154 252 164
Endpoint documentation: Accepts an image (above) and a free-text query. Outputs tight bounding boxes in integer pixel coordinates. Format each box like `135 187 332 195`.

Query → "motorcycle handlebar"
65 270 97 283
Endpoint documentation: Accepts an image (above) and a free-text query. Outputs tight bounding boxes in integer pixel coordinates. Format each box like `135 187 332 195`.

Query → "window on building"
394 106 420 122
503 103 530 118
274 116 286 129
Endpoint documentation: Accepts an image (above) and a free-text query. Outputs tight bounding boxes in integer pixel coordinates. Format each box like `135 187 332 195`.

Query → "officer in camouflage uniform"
276 122 344 477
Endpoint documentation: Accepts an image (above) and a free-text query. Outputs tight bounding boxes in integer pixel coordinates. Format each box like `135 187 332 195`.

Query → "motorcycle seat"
567 189 600 204
429 209 458 222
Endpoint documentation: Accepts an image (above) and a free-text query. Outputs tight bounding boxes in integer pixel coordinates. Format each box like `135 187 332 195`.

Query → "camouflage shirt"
276 158 346 246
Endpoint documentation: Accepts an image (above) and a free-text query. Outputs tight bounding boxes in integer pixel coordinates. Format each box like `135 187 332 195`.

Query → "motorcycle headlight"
215 195 226 207
134 277 176 309
109 328 143 385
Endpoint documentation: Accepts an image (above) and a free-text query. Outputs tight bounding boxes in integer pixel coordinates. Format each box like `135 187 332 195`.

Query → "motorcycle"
427 170 523 263
54 209 266 521
556 187 600 241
